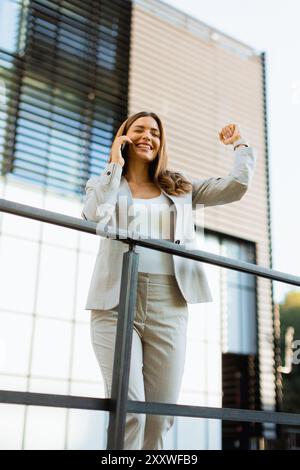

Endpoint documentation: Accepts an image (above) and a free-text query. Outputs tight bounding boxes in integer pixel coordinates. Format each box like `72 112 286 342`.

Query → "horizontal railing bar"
1 390 300 426
0 198 299 286
128 401 300 426
0 390 111 411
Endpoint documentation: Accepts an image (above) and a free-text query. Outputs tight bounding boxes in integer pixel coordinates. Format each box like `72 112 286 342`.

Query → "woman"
81 111 256 450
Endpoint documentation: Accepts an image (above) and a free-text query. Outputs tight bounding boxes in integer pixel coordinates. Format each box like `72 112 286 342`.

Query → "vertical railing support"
106 243 139 450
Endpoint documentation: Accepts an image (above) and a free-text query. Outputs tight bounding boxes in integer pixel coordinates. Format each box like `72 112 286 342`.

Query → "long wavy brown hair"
108 111 192 196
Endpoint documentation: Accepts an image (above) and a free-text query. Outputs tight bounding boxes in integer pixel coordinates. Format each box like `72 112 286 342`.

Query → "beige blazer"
81 146 256 310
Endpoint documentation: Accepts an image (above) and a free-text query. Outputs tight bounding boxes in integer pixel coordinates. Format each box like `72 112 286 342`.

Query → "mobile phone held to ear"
121 142 128 154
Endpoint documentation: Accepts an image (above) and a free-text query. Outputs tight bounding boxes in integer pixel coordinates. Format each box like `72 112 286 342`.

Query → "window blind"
0 0 132 195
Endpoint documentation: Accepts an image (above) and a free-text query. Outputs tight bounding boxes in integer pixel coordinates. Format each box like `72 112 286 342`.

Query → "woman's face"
126 116 161 162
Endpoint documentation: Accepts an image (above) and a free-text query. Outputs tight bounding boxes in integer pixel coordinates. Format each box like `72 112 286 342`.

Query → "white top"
131 192 175 275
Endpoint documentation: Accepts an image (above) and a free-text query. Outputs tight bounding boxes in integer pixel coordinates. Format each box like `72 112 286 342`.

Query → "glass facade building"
0 0 275 449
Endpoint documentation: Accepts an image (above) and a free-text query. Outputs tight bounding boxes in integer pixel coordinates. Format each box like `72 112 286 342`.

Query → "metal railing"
1 197 300 450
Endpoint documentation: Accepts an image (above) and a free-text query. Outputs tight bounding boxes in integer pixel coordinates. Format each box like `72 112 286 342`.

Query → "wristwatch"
233 137 249 150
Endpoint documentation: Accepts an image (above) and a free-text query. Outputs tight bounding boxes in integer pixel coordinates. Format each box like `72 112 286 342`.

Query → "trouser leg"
90 309 146 450
141 284 189 450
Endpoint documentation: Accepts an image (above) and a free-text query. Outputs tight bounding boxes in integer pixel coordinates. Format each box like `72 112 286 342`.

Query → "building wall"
129 0 275 447
0 174 109 449
0 0 275 450
0 0 132 449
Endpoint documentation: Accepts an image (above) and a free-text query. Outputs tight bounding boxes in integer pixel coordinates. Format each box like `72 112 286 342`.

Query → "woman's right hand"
110 135 133 167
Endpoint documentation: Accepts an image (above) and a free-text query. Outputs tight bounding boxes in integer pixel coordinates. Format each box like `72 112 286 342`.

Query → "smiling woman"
108 111 192 197
82 109 256 450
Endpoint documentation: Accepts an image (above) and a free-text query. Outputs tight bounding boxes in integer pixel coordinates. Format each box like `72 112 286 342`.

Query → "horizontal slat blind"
0 0 132 195
129 0 276 439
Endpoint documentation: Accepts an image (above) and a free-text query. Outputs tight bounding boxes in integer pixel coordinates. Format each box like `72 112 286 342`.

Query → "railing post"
106 243 139 450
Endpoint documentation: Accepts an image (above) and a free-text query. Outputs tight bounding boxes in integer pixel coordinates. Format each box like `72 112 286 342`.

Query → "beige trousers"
90 271 189 450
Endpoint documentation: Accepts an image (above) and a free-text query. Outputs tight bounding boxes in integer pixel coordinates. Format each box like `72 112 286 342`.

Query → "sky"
163 0 300 304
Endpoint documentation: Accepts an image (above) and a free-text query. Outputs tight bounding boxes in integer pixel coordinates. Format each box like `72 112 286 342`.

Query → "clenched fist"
218 123 242 145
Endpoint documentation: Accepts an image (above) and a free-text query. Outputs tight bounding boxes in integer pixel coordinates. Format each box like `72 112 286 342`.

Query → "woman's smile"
135 144 152 152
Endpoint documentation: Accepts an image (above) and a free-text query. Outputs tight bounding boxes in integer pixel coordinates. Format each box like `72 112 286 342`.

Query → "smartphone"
121 142 128 155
